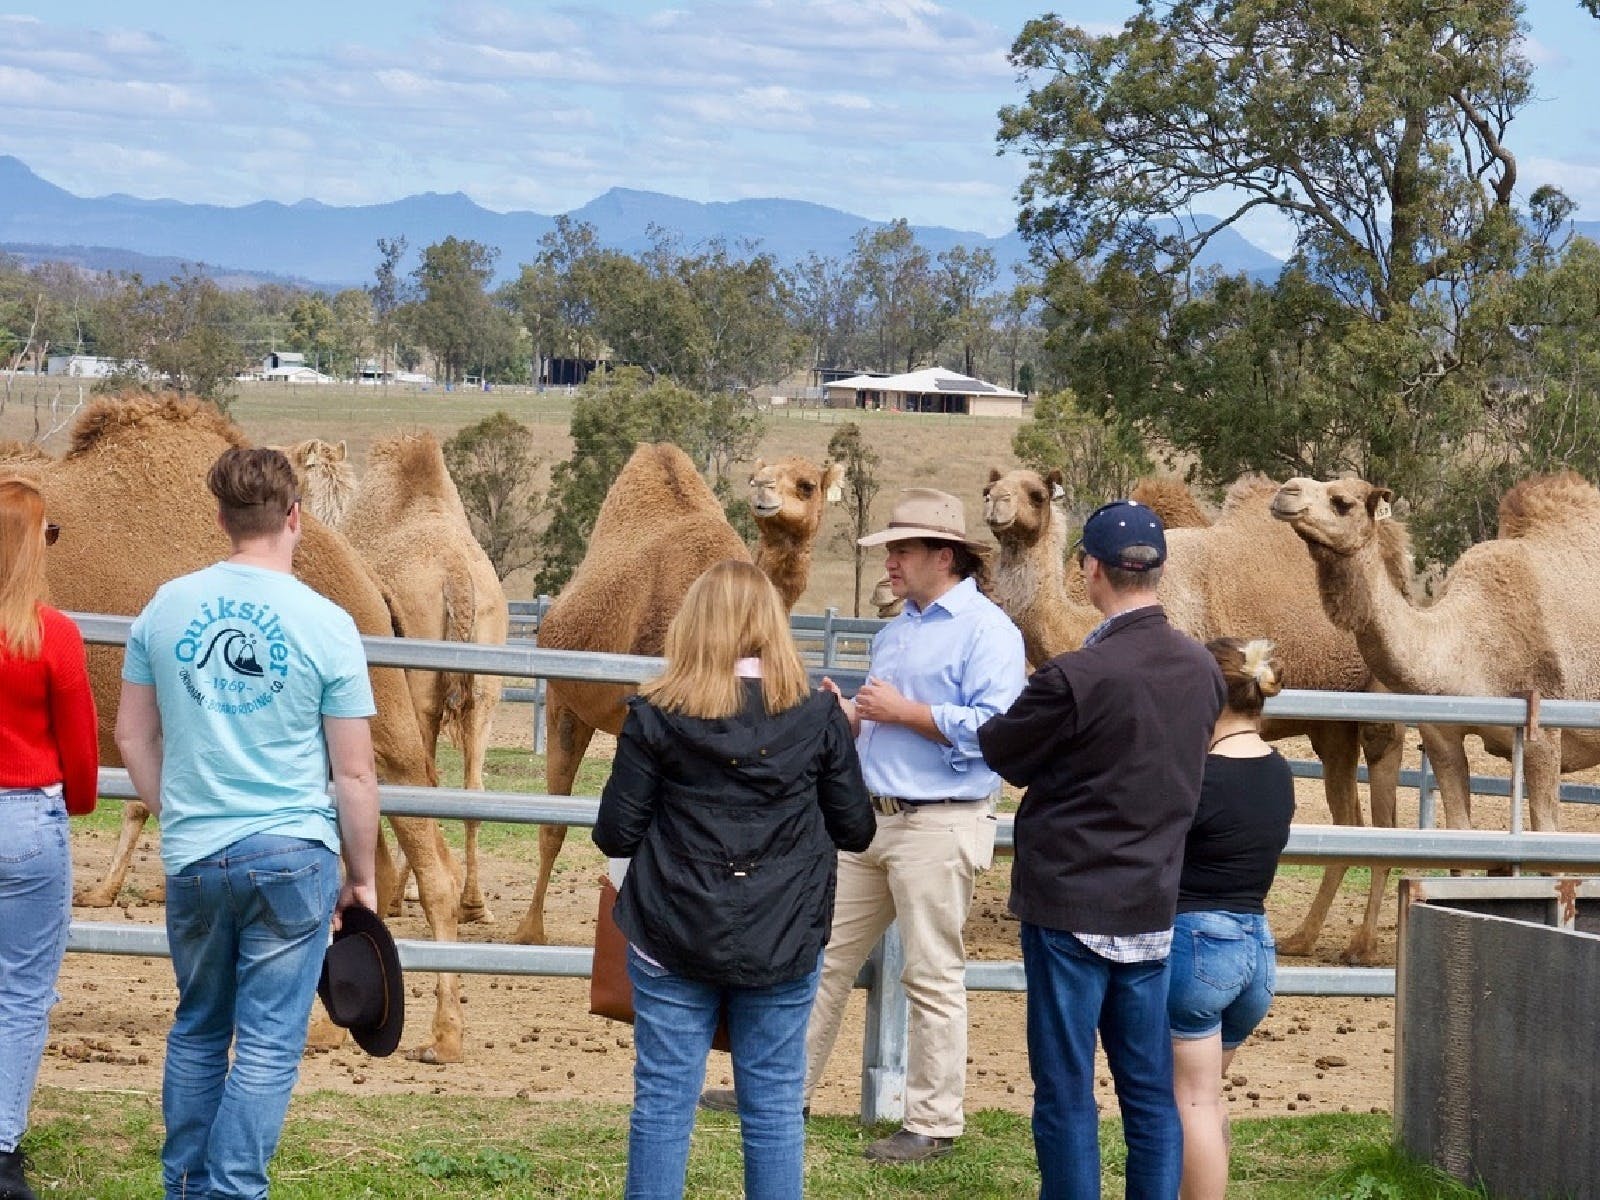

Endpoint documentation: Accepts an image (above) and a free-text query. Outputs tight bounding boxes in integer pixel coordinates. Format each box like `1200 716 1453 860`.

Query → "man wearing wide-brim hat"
789 487 1026 1161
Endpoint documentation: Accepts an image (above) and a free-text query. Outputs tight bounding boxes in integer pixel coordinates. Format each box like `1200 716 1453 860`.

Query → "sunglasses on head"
44 523 60 546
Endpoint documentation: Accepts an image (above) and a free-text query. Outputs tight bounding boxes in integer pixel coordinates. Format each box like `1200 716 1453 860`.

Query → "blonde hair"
641 559 811 719
1206 637 1283 719
0 477 49 659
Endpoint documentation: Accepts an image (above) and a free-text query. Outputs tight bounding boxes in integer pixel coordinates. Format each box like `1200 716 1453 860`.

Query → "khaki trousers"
804 803 990 1139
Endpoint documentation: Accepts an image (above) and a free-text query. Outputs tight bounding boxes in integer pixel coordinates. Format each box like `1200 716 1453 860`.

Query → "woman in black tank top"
1167 638 1295 1200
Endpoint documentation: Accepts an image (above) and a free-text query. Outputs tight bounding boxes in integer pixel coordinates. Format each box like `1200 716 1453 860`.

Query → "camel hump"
590 443 722 543
1130 476 1211 528
1497 471 1600 540
368 431 455 500
1220 473 1280 517
67 393 246 460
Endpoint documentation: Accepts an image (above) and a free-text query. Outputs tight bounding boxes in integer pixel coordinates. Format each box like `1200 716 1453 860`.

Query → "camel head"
748 457 843 536
281 437 356 527
983 467 1062 544
868 574 904 619
1271 476 1393 558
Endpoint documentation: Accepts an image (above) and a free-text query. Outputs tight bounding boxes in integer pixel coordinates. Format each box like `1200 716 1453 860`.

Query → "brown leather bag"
590 875 730 1051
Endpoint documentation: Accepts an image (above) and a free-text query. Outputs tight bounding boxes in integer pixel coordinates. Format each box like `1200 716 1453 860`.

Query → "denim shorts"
1167 910 1276 1050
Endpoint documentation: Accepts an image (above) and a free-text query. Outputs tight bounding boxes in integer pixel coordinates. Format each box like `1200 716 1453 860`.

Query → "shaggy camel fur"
1129 476 1214 529
515 444 837 945
983 467 1407 963
9 396 469 1062
294 432 511 925
1273 472 1600 835
285 437 357 527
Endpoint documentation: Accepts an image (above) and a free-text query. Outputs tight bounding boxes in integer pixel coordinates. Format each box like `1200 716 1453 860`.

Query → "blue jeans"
162 833 339 1200
1168 911 1276 1050
1021 923 1182 1200
0 790 71 1154
626 946 821 1200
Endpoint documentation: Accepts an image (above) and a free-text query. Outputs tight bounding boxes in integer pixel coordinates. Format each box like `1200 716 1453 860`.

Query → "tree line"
0 219 1050 408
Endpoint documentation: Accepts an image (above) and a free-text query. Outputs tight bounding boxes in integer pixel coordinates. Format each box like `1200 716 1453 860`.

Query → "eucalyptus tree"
999 0 1560 557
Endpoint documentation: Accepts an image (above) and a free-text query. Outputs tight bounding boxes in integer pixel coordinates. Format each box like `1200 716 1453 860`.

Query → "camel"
514 444 838 945
8 395 468 1061
869 576 903 619
982 468 1102 666
1273 471 1600 836
983 466 1407 963
293 432 511 925
750 456 845 609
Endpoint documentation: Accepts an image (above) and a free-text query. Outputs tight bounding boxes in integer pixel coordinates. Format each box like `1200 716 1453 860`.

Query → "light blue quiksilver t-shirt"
122 561 376 874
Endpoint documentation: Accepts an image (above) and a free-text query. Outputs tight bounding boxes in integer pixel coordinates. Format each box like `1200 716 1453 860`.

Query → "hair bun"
1241 638 1282 697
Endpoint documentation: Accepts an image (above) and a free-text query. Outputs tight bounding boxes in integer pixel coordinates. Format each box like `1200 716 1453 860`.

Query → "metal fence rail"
67 610 1600 1122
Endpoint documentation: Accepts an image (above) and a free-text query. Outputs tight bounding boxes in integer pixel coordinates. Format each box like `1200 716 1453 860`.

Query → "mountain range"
0 155 1287 290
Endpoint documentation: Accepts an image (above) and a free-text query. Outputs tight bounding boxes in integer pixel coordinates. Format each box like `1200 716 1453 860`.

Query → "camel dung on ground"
18 394 469 1063
516 443 836 946
290 432 511 925
1273 471 1600 836
983 466 1406 964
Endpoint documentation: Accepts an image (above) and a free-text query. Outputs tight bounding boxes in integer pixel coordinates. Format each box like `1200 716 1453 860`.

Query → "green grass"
20 1091 1485 1199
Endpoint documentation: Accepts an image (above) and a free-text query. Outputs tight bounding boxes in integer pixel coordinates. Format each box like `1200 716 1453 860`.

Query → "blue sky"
3 1 1598 256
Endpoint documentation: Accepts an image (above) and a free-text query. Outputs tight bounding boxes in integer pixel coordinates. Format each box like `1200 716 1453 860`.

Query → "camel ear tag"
1373 499 1392 522
826 483 843 503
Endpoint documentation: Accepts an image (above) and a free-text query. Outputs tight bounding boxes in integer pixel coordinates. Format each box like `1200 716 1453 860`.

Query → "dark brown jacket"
978 607 1225 936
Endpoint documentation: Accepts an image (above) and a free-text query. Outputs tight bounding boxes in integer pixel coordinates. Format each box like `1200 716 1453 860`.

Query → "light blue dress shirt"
856 576 1027 800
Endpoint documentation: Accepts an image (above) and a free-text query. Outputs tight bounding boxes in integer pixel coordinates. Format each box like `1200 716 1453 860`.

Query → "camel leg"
389 814 464 1063
512 701 595 946
1278 723 1361 958
1340 722 1404 966
1522 732 1562 833
387 850 412 918
1418 725 1473 829
457 699 497 925
74 800 153 907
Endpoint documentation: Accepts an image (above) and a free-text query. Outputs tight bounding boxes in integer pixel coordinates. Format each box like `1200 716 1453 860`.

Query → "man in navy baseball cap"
1079 499 1167 572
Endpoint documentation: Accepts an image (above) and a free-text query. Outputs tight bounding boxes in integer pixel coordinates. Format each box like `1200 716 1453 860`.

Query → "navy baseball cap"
1081 500 1167 570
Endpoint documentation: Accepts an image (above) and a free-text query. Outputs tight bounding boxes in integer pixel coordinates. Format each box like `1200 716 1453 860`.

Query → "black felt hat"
317 904 405 1057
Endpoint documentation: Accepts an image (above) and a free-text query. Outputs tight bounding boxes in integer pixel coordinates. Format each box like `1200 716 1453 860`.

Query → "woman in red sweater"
0 477 97 1200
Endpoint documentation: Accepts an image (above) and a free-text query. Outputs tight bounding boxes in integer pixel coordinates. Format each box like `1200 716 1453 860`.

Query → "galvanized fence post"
1417 749 1436 830
822 606 839 672
531 594 550 756
859 924 908 1125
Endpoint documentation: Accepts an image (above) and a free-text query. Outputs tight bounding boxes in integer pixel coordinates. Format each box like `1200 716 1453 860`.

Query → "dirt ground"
42 707 1600 1125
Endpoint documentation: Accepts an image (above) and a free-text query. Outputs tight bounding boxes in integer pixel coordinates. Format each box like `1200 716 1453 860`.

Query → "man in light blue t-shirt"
116 447 381 1200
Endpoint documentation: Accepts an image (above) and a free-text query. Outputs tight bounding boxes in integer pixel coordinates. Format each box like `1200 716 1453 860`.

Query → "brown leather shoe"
699 1088 810 1118
698 1088 738 1113
863 1128 956 1163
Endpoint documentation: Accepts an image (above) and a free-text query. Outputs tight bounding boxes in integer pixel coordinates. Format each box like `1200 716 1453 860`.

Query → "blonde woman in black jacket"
593 559 874 1200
